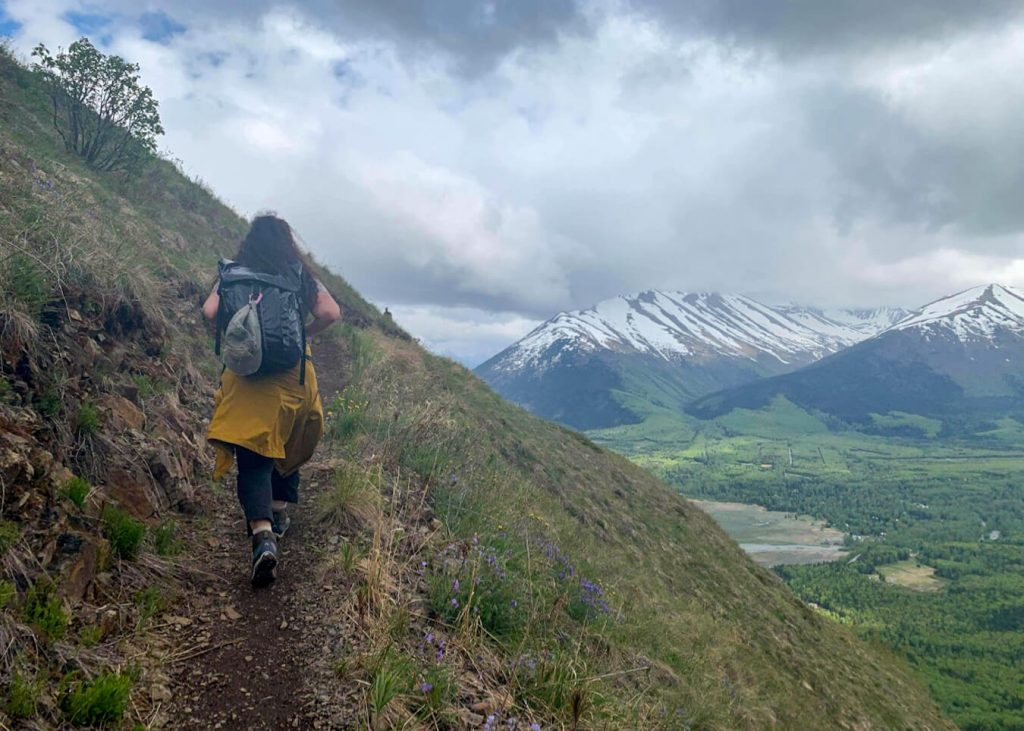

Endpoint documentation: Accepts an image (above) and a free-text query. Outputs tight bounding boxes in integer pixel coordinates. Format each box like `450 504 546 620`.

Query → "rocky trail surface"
172 463 350 729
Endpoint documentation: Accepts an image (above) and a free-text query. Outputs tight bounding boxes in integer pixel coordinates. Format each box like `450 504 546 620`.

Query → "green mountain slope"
688 286 1024 439
0 47 952 729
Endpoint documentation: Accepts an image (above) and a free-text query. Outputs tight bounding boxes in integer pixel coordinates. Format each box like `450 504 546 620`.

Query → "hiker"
202 214 341 585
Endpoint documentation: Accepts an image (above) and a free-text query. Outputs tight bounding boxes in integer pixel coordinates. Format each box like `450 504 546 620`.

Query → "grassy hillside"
0 44 953 729
592 400 1024 729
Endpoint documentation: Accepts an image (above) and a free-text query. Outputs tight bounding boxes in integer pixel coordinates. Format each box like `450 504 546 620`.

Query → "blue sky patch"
0 1 23 37
64 10 112 36
139 11 186 43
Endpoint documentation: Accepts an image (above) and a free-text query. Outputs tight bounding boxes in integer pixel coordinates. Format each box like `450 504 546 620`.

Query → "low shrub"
366 647 413 722
23 581 68 641
37 388 61 418
131 373 167 400
0 519 21 555
6 670 42 719
428 539 527 641
152 520 182 556
62 475 91 507
75 400 100 435
315 462 380 533
101 507 145 560
414 663 457 718
78 624 103 648
325 388 367 442
62 672 133 726
0 579 15 608
136 586 166 625
4 254 50 318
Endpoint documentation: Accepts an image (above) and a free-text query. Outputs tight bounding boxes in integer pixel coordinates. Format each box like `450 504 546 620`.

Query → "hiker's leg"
235 447 274 534
271 468 300 507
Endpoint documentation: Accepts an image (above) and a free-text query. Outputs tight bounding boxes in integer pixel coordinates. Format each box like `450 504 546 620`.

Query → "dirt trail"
171 338 355 730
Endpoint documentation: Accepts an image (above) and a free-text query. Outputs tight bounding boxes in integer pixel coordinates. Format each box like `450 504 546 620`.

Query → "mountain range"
689 284 1024 436
477 285 1024 435
476 290 908 428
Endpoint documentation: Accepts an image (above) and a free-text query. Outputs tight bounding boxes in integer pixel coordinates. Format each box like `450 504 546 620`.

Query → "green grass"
23 582 68 641
152 520 182 557
75 400 101 435
136 586 167 627
101 507 146 560
61 672 133 726
0 580 15 609
6 670 42 719
4 253 49 317
335 334 953 729
0 519 21 555
131 373 168 400
62 475 91 507
875 560 948 592
870 411 943 438
314 462 381 533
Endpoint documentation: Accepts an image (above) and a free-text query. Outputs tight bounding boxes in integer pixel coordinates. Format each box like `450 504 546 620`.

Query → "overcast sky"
5 1 1024 365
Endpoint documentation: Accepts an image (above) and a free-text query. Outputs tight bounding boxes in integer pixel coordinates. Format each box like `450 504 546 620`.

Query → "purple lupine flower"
483 715 496 731
451 597 459 608
452 578 460 592
530 724 542 731
420 682 433 693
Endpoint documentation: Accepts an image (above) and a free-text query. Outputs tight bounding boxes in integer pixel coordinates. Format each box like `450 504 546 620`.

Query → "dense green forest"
591 401 1024 730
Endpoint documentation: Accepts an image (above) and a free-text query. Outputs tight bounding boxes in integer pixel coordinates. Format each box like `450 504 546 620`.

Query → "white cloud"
6 1 1024 363
387 305 540 367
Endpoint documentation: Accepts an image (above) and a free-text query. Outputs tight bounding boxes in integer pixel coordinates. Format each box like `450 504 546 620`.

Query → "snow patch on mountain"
891 285 1024 341
490 291 909 373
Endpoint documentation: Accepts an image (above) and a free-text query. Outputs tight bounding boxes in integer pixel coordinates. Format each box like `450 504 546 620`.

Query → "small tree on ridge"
32 37 164 172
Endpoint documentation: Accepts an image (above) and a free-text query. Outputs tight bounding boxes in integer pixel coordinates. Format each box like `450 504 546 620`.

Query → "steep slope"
477 290 906 429
690 284 1024 435
0 47 952 729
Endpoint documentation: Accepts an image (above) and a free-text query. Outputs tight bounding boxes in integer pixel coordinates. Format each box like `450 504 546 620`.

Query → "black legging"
235 446 300 524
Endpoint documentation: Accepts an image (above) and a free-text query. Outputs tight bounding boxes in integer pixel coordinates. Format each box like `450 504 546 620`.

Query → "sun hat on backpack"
222 292 263 376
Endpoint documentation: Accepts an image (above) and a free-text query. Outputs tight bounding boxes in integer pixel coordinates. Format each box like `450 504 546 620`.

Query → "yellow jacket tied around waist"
207 354 324 479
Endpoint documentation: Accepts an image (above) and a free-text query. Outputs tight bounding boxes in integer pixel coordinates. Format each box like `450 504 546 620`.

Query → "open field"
877 560 948 592
692 500 847 566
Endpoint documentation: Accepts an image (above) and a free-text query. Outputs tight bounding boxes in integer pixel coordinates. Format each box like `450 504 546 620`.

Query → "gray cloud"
639 0 1024 57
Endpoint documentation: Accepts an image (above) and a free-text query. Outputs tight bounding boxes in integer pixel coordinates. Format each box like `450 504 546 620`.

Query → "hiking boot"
251 530 278 587
272 510 291 539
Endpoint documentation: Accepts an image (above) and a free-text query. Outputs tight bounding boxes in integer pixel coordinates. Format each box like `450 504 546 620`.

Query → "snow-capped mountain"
490 291 907 373
475 291 908 429
689 284 1024 435
891 284 1024 340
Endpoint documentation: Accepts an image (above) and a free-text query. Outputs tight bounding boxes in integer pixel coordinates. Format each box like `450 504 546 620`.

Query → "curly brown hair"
234 213 318 306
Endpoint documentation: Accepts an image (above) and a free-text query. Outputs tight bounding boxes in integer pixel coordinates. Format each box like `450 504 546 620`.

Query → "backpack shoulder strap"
213 265 230 356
